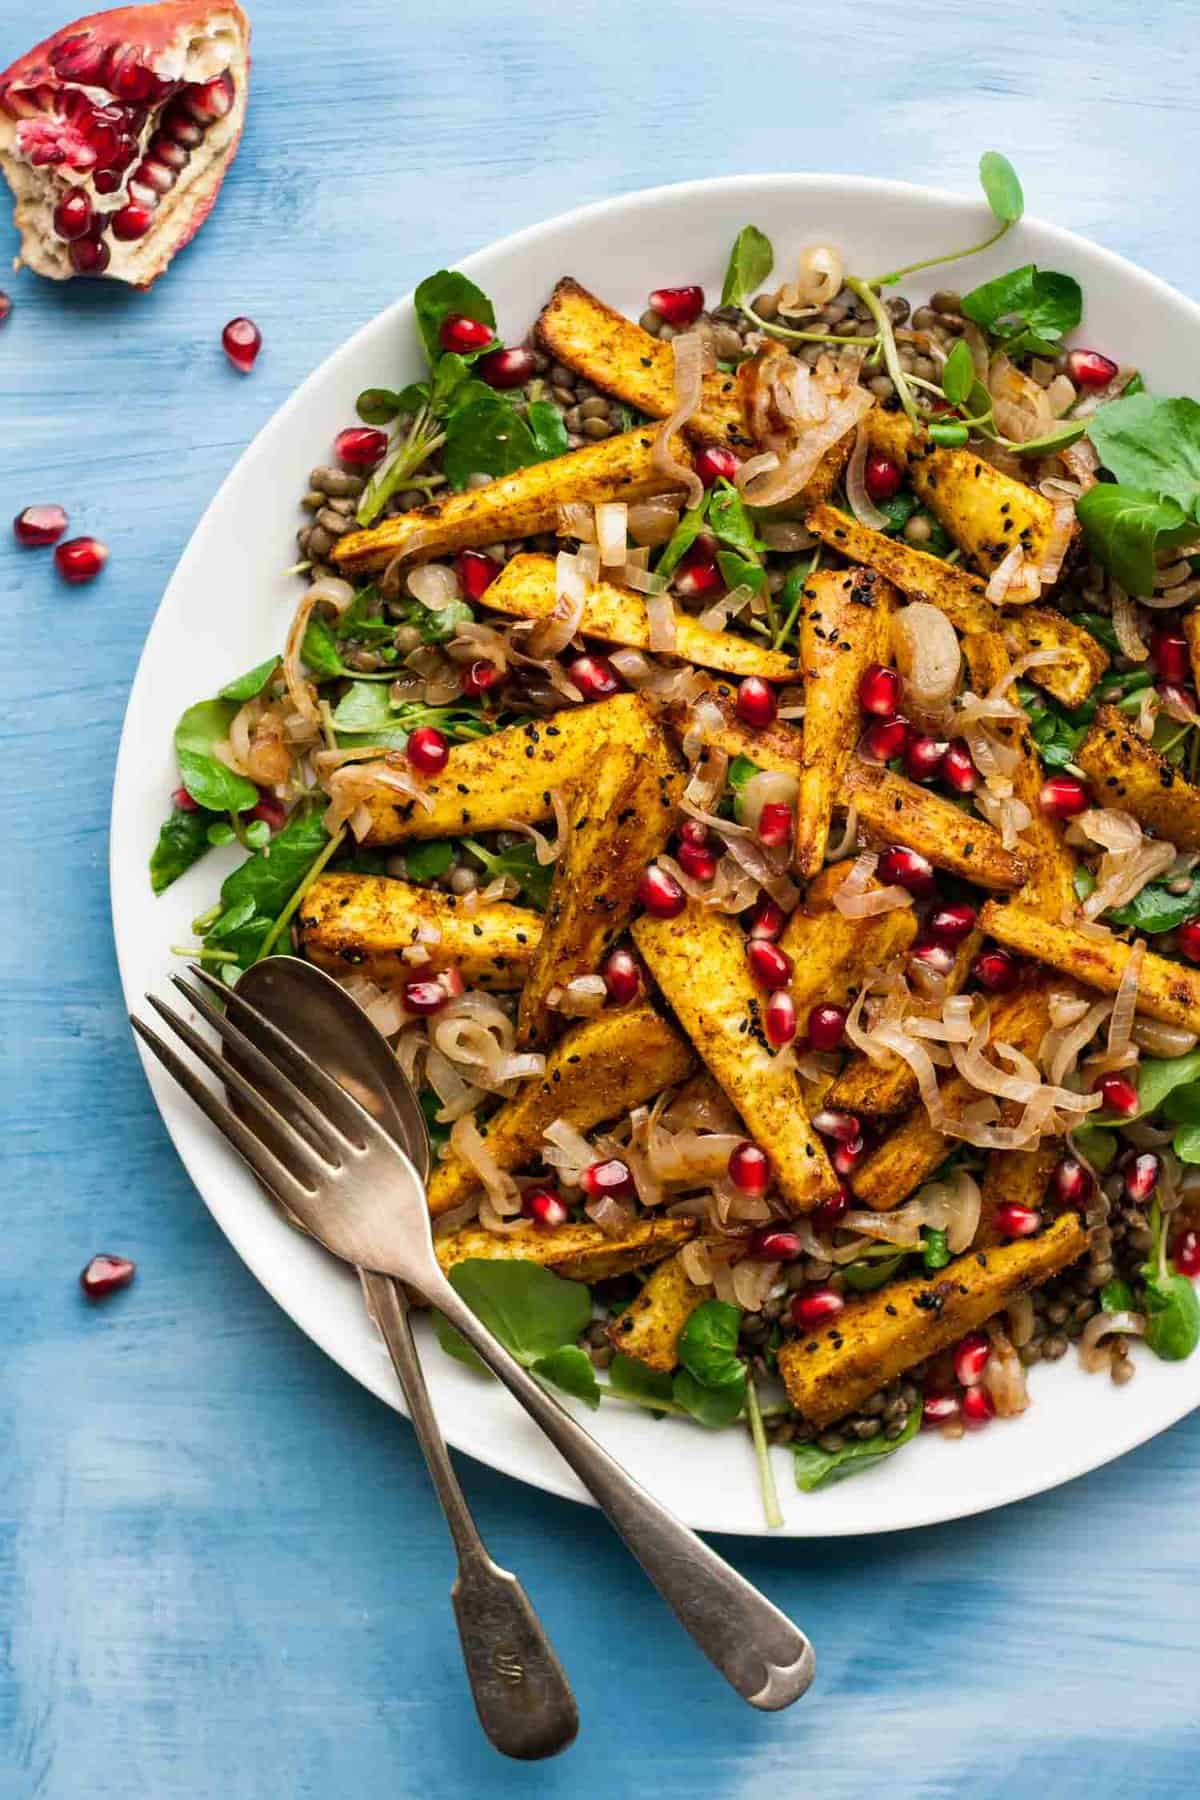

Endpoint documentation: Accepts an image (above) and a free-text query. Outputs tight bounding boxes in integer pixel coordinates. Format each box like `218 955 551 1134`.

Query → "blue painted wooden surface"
4 1 1200 1793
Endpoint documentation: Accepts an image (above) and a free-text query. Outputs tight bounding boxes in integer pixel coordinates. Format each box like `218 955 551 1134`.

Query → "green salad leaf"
1076 484 1195 598
1016 682 1095 770
1086 394 1200 516
1107 870 1200 935
672 1368 746 1428
442 391 568 490
1141 1203 1200 1361
677 1300 744 1389
721 225 774 308
432 1260 595 1402
150 803 216 894
460 837 554 910
960 263 1081 358
1075 611 1122 655
979 151 1024 224
413 269 498 366
203 806 332 968
606 1351 675 1410
219 657 279 703
792 1403 921 1491
843 1251 909 1292
174 698 259 815
402 840 457 882
529 1344 602 1409
941 338 975 406
708 481 763 556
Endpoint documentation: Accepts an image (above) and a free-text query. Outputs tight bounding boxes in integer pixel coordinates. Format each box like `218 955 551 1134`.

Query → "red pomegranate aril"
863 451 903 504
69 234 110 276
832 1137 866 1177
135 156 177 196
638 863 686 918
942 741 978 794
904 735 947 784
172 786 198 812
476 345 535 389
251 796 287 832
648 284 705 327
0 292 10 325
184 71 236 123
813 1108 862 1145
994 1202 1042 1239
461 659 500 698
928 901 977 946
748 1225 803 1262
334 426 389 470
52 188 93 241
1066 348 1119 389
1178 917 1200 964
674 537 723 598
694 445 740 488
747 894 785 940
601 947 641 1005
403 979 448 1016
522 1187 568 1230
735 675 777 730
676 837 717 882
878 845 935 898
807 1003 848 1052
149 133 190 172
54 536 107 583
728 1140 770 1195
791 1287 845 1331
922 1390 961 1428
569 653 622 701
1173 1228 1200 1278
1124 1152 1160 1202
813 1184 852 1234
863 714 912 761
111 201 155 241
80 1253 136 1300
581 1158 635 1200
1093 1071 1139 1117
954 1332 990 1387
961 1385 995 1428
747 938 793 992
1053 1157 1092 1208
757 801 793 849
222 317 261 373
51 31 112 83
1039 773 1090 819
14 504 68 547
679 818 712 850
973 947 1018 993
439 312 494 354
1151 628 1191 686
108 48 158 104
911 940 955 980
858 662 902 717
407 727 449 775
92 168 122 195
161 102 204 149
765 989 797 1047
454 549 497 599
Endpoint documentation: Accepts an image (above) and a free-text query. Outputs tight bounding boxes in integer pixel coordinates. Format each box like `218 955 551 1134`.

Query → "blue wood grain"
4 1 1200 1793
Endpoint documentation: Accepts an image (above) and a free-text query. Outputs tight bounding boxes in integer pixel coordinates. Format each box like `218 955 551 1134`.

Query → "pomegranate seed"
904 735 947 783
1152 629 1191 686
569 653 622 701
747 938 793 992
928 902 977 946
14 504 68 547
251 796 286 832
676 838 717 882
674 536 723 598
1066 348 1119 389
863 714 912 761
831 1137 865 1177
1173 1228 1200 1277
161 101 204 148
222 317 261 373
134 157 177 196
476 345 535 389
735 676 777 730
942 741 978 794
910 940 955 980
80 1253 136 1300
1178 917 1200 964
813 1109 862 1145
973 947 1018 993
807 1003 847 1051
407 726 449 775
863 451 903 504
601 947 641 1005
791 1287 845 1330
636 863 685 918
994 1202 1042 1238
954 1333 991 1387
184 71 236 123
52 188 92 241
922 1390 961 1428
54 536 107 583
172 786 198 812
1038 773 1090 819
648 284 705 327
756 801 793 849
728 1140 770 1195
51 32 112 82
748 1225 803 1261
694 445 740 488
961 1385 995 1428
746 894 784 940
878 845 935 898
69 234 110 276
437 965 465 1004
111 201 155 240
581 1158 635 1200
813 1184 851 1233
858 662 902 716
765 989 797 1047
404 979 448 1016
455 549 497 599
1094 1071 1139 1117
679 818 712 849
461 659 500 697
439 313 494 354
1053 1158 1093 1209
93 169 122 195
149 134 191 172
1124 1153 1160 1202
522 1187 568 1229
0 292 10 325
334 427 389 470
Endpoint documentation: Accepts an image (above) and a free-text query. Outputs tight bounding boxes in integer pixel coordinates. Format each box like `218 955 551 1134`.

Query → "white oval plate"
112 174 1200 1536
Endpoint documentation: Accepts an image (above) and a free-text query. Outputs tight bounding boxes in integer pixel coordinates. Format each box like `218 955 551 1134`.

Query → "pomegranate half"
0 0 250 288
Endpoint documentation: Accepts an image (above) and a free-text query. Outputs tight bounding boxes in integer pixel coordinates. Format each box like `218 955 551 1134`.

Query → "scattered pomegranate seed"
649 284 705 327
994 1202 1042 1238
858 662 902 717
111 201 154 240
922 1390 961 1428
878 845 935 898
747 938 793 992
461 660 500 697
1124 1153 1160 1202
0 292 10 325
728 1140 770 1195
334 427 389 470
673 536 723 598
942 741 978 794
910 940 955 980
69 235 110 276
172 786 198 812
222 316 261 373
1178 917 1200 964
455 549 498 599
813 1184 851 1234
1039 773 1090 819
756 801 793 849
928 902 977 946
961 1385 995 1428
748 1224 803 1261
581 1158 635 1200
677 837 717 882
251 796 287 832
831 1136 865 1176
694 445 740 488
406 726 449 775
54 536 107 583
954 1332 991 1387
746 894 785 940
1173 1228 1200 1277
807 1003 848 1052
735 675 777 729
52 188 93 240
1152 629 1191 686
14 504 68 547
569 653 622 701
404 979 449 1016
791 1287 845 1331
80 1253 136 1301
1066 348 1119 389
1093 1071 1139 1117
522 1187 568 1229
439 313 494 353
813 1108 862 1145
601 947 641 1005
973 947 1018 993
904 735 947 783
864 451 903 504
637 863 686 918
765 989 797 1047
476 345 535 389
1053 1158 1093 1209
862 714 913 761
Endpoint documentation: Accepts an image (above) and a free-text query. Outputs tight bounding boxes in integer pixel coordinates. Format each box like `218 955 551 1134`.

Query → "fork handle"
362 1273 578 1761
431 1283 814 1711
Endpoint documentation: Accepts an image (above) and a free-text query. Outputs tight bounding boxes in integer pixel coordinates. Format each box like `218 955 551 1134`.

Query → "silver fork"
132 969 815 1711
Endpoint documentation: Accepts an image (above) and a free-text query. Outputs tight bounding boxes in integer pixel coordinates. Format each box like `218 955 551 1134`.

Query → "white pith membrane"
0 5 248 285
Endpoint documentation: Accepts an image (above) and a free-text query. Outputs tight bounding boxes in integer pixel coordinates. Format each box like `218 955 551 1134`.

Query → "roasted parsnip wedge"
805 502 994 632
517 705 684 1049
1184 609 1200 698
825 927 982 1117
426 1000 693 1217
605 1250 711 1371
779 861 918 1037
632 901 840 1212
435 1214 695 1277
1001 606 1108 708
297 873 541 990
974 1141 1063 1250
1075 705 1200 851
777 1213 1087 1426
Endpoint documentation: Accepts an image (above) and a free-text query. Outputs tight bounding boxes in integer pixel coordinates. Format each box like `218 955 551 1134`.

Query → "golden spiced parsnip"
780 861 919 1039
606 1250 711 1371
296 873 541 990
435 1214 695 1277
1075 705 1200 852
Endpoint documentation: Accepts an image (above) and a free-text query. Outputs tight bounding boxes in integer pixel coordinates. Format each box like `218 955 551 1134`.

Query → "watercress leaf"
1075 611 1121 654
1085 394 1200 515
1171 1122 1200 1165
942 338 975 406
429 353 481 416
1163 1082 1200 1126
792 1400 920 1491
331 681 400 735
205 895 259 943
175 697 236 758
357 387 402 425
1108 870 1200 934
216 806 330 931
842 1252 909 1292
431 1307 486 1371
717 548 765 593
1006 419 1088 456
1077 483 1198 596
300 615 346 679
874 490 920 534
1131 1047 1200 1118
721 225 774 308
149 804 214 894
527 398 571 460
1123 372 1146 399
461 837 553 910
395 381 433 415
1142 1269 1200 1360
606 1351 675 1409
655 505 707 578
672 1366 746 1428
413 270 498 367
1070 1122 1117 1171
409 595 475 646
446 1259 592 1364
532 1344 602 1409
176 748 258 815
979 151 1024 224
402 839 457 881
1100 1277 1135 1313
708 481 763 555
677 1299 744 1389
338 584 397 646
206 820 236 846
219 656 279 702
442 393 557 491
960 264 1081 355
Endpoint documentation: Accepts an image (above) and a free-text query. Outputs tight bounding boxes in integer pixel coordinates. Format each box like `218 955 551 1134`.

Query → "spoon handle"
362 1272 578 1760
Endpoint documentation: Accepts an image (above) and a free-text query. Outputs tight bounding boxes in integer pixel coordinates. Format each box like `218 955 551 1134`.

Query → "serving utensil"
132 959 815 1711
